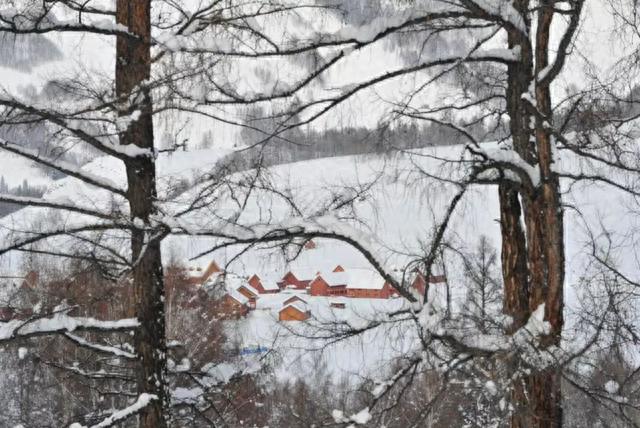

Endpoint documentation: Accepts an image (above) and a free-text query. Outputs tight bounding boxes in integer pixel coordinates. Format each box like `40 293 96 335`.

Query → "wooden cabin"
216 291 250 320
236 285 259 309
308 267 401 299
309 273 348 297
247 274 280 294
279 269 316 290
279 302 311 321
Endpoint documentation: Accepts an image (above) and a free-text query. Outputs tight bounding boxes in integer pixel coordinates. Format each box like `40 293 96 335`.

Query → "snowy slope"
1 142 639 382
2 141 637 298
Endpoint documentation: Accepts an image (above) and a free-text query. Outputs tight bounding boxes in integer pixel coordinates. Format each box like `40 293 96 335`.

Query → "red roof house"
280 269 317 290
248 274 281 294
309 272 348 297
216 289 250 320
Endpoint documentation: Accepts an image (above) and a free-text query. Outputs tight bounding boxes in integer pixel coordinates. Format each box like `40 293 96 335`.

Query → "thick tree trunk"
501 1 564 426
116 2 168 427
527 3 565 427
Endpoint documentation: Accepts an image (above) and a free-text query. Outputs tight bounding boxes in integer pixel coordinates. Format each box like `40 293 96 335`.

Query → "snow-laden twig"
68 393 158 428
0 193 114 220
0 139 127 196
64 333 137 359
0 5 130 37
0 309 139 342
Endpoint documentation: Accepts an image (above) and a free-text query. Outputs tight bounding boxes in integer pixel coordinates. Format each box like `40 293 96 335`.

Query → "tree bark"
501 1 564 426
116 2 168 427
527 3 565 427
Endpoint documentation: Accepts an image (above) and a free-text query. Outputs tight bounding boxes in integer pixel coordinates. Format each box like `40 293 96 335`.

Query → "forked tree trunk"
501 1 565 426
116 2 168 427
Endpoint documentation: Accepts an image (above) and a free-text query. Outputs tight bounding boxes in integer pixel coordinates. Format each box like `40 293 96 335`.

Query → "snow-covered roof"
315 268 387 290
316 271 349 287
0 279 22 303
238 283 260 297
258 275 280 291
285 268 318 281
227 288 249 305
283 295 307 304
281 301 309 314
224 273 246 291
344 268 386 290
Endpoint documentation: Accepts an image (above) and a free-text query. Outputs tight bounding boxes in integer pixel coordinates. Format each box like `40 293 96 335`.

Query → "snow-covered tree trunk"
115 1 167 426
500 1 571 425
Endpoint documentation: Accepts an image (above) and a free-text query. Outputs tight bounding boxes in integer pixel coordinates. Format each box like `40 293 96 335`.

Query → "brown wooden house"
187 260 223 287
247 274 280 294
215 290 250 320
279 269 316 290
236 285 259 309
278 302 310 321
309 274 348 297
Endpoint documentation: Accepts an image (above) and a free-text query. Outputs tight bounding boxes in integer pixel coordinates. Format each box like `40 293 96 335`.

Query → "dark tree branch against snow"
0 0 639 427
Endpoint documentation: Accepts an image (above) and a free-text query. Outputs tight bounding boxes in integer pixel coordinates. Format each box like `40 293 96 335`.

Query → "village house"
278 301 311 321
247 274 280 294
410 271 447 296
0 271 39 321
309 271 348 296
309 266 400 299
279 268 317 290
236 284 259 309
216 289 250 320
187 260 223 287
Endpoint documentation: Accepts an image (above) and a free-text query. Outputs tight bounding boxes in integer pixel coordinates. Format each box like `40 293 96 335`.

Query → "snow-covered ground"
226 288 419 383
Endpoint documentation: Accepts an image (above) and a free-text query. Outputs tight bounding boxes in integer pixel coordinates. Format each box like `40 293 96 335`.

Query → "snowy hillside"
0 140 637 383
2 140 636 306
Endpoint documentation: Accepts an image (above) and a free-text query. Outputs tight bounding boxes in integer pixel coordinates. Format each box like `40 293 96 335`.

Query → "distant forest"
219 117 500 172
0 177 46 217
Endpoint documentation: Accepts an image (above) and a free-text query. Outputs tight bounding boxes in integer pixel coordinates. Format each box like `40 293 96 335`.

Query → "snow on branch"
0 5 131 38
0 139 127 196
0 308 139 343
0 97 150 160
64 333 137 359
0 194 114 220
536 1 584 87
0 223 131 257
468 144 540 187
69 393 157 428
